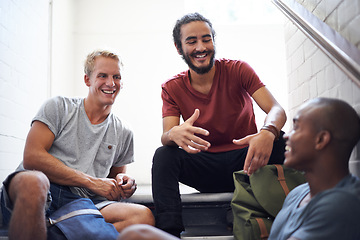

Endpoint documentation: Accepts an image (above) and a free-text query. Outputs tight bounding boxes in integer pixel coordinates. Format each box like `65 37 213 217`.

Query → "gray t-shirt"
28 96 134 197
269 174 360 240
1 96 134 226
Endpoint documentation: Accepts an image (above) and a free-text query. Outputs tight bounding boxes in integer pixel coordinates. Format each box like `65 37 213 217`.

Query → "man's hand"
88 174 137 201
116 174 137 199
88 177 124 201
168 109 211 153
233 130 275 175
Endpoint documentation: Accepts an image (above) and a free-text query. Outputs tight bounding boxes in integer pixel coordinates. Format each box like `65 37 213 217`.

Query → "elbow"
160 133 168 146
268 104 287 131
274 103 287 125
281 106 287 124
161 137 167 146
23 150 38 170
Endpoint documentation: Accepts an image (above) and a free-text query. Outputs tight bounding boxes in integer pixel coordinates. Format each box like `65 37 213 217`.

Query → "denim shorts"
0 171 52 227
47 183 115 216
0 171 115 227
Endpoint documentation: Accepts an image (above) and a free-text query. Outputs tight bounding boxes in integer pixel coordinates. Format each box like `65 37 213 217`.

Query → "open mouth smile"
192 51 210 60
101 90 116 94
285 145 292 152
195 53 207 58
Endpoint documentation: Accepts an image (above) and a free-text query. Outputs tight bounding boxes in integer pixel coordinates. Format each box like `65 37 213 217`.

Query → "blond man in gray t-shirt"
0 50 154 240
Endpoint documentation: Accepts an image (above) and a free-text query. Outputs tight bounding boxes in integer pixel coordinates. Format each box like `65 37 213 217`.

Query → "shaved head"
299 98 360 154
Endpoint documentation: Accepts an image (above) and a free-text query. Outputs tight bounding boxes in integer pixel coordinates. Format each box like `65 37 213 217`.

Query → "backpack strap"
255 218 269 239
274 164 290 196
47 209 102 227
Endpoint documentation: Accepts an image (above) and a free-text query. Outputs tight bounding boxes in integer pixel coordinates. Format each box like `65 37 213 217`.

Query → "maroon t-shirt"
161 59 265 153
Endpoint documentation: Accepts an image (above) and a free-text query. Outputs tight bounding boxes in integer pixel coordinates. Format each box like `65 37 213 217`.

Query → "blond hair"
84 50 123 76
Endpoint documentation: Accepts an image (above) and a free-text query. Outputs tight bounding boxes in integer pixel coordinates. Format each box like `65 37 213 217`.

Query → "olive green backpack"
231 165 306 240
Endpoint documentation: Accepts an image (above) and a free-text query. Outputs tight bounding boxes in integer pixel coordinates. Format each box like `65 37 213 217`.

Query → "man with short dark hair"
269 98 360 240
152 12 287 237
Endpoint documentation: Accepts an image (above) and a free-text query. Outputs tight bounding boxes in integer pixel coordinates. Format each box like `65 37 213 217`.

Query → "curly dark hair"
172 12 216 54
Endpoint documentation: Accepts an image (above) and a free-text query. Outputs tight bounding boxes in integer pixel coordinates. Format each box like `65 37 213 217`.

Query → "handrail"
272 0 360 87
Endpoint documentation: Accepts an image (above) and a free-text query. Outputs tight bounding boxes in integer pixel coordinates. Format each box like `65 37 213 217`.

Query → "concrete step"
182 236 234 240
181 225 233 238
125 184 234 239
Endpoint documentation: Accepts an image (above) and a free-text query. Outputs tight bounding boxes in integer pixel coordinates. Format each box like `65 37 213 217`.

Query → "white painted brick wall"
296 0 360 49
0 0 49 183
287 0 360 176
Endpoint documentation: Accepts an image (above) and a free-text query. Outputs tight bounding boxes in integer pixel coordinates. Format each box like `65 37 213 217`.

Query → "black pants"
151 132 285 235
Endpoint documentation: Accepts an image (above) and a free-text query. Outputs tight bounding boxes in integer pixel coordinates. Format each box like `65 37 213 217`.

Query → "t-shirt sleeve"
31 96 65 136
161 84 181 118
237 61 265 96
291 191 360 240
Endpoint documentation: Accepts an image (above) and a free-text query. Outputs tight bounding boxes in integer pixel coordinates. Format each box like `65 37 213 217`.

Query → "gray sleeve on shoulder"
31 96 65 136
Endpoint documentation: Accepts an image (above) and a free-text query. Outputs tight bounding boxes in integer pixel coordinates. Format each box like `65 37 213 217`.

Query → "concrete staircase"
125 184 234 240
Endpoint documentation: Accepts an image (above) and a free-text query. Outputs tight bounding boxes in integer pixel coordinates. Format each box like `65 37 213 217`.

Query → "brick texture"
289 0 360 176
0 0 49 182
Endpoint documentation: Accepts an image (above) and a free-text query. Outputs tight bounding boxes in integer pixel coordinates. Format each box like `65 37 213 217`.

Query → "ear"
315 130 331 150
84 74 90 87
175 43 182 55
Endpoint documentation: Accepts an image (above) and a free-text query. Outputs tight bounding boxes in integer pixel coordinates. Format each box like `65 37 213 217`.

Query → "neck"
189 66 216 95
189 65 215 84
84 97 111 124
305 163 349 197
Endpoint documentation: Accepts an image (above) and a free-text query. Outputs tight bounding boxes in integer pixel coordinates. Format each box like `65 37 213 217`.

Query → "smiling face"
85 56 121 107
283 105 319 171
178 21 215 74
285 98 360 173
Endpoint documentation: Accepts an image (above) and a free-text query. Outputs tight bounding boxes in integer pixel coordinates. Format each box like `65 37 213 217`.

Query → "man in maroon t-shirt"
152 12 287 237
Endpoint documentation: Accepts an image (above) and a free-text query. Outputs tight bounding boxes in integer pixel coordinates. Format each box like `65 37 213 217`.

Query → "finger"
186 109 200 125
179 137 209 152
123 183 136 197
189 135 210 148
247 156 259 175
188 140 210 152
121 179 134 190
117 178 123 186
116 174 124 185
109 188 120 201
111 178 125 200
243 149 254 175
130 183 137 193
248 154 268 175
233 135 251 146
118 185 126 200
182 144 202 154
126 178 134 186
191 126 210 137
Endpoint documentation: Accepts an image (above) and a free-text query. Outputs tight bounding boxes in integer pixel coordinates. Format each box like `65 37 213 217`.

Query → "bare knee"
8 171 49 204
137 205 155 226
103 203 155 232
126 204 155 226
118 224 178 240
117 225 145 240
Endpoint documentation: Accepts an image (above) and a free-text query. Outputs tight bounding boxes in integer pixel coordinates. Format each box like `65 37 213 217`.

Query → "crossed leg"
100 202 155 232
118 224 179 240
